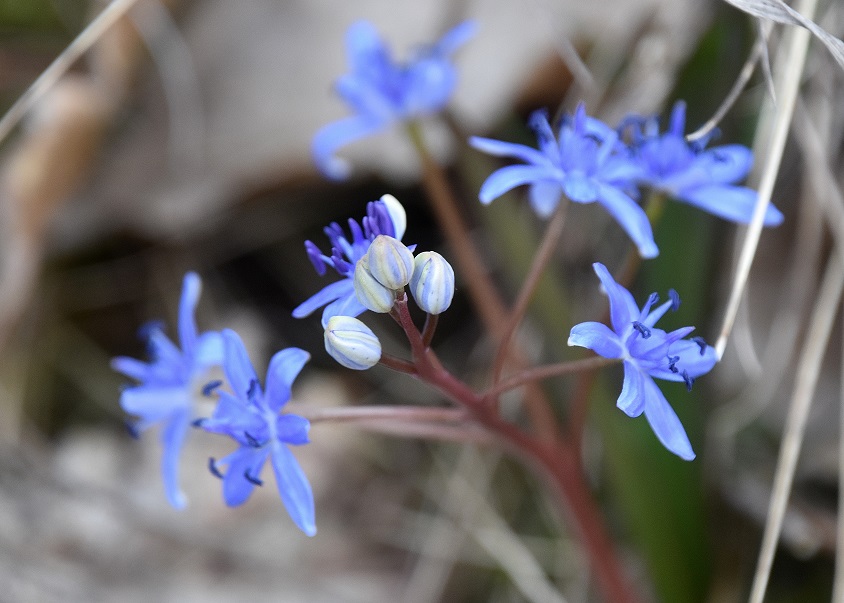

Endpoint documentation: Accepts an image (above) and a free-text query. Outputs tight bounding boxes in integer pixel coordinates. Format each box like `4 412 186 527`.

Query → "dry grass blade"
748 253 844 603
686 20 773 142
714 0 816 359
835 323 844 603
723 0 844 69
0 0 142 148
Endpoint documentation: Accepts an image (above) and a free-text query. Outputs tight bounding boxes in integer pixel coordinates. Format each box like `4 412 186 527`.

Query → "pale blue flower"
628 101 783 225
198 330 315 536
470 105 657 258
293 194 408 327
313 20 477 179
568 263 718 460
112 272 223 509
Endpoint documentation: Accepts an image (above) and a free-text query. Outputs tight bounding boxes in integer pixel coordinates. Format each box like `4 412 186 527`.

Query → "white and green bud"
409 251 455 315
324 316 382 370
367 235 415 290
379 194 407 240
353 256 396 313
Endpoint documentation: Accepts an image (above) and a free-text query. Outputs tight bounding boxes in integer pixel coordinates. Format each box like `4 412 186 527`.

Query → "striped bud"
353 256 396 313
366 235 414 290
409 251 455 315
324 316 382 370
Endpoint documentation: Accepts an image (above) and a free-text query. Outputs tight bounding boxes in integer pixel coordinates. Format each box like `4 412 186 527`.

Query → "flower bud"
324 316 382 370
353 256 395 313
409 251 455 315
366 235 414 290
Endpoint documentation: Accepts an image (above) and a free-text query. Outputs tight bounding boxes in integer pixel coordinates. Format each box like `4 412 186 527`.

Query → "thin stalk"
391 304 639 603
492 201 569 384
835 315 844 603
378 353 417 374
485 356 619 400
421 313 439 348
406 121 559 440
299 404 468 424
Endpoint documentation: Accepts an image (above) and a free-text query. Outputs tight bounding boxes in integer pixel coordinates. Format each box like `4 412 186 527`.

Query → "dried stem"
492 201 569 384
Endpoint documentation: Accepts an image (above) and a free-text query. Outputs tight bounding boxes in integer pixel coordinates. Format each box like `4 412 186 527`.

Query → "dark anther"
208 457 223 479
244 432 262 448
691 336 707 355
682 370 695 392
667 356 680 373
125 422 141 439
247 379 259 400
191 418 207 428
244 471 263 486
137 319 165 343
669 289 680 312
632 321 651 339
202 380 223 397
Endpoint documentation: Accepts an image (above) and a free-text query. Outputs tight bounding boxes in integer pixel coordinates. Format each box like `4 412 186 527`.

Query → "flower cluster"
293 194 456 371
114 273 315 535
470 102 783 258
568 263 718 459
313 20 477 180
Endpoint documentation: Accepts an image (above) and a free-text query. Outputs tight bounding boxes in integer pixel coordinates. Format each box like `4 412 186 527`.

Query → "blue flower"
112 272 223 509
470 105 657 258
628 101 783 225
313 20 477 180
293 194 408 327
567 263 718 460
198 330 316 536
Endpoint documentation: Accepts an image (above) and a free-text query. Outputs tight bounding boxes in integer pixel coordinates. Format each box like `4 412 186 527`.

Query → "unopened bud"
354 256 395 313
409 251 455 315
367 235 414 290
324 316 382 370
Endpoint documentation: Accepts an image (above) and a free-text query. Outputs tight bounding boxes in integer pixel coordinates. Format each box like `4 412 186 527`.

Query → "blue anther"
244 431 262 448
682 370 695 391
667 355 680 373
244 471 263 486
669 289 680 312
208 457 223 479
202 380 223 397
632 321 651 339
691 336 707 355
191 418 207 428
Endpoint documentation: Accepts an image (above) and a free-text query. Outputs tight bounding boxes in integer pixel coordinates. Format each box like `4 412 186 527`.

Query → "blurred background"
0 0 841 601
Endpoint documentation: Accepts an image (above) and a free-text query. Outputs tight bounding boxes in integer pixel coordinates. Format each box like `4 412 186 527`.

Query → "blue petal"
435 20 478 55
276 414 311 445
293 278 355 319
478 165 558 205
596 184 659 258
335 74 396 122
677 184 784 226
160 409 191 509
567 321 624 358
321 290 368 328
120 386 190 423
642 300 674 327
194 331 224 370
111 356 151 382
562 171 599 203
592 262 641 335
271 443 317 536
617 361 645 417
528 181 563 218
641 377 695 460
699 145 752 183
202 392 262 439
345 21 389 76
402 58 456 116
469 136 549 166
265 348 310 411
312 116 387 180
221 447 269 507
669 101 686 137
178 272 201 357
222 330 260 400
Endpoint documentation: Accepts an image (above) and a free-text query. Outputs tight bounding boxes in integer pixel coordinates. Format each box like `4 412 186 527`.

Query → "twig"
0 0 143 148
748 252 843 603
714 0 816 359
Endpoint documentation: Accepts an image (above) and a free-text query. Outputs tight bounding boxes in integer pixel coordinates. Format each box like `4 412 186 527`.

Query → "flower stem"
378 353 417 374
298 404 469 424
485 356 619 400
421 312 439 348
492 200 569 384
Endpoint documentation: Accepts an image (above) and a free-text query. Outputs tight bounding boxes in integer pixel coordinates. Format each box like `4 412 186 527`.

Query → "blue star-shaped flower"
470 105 657 258
198 329 316 536
293 194 408 327
567 263 718 460
628 101 783 226
112 272 223 509
313 19 477 180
